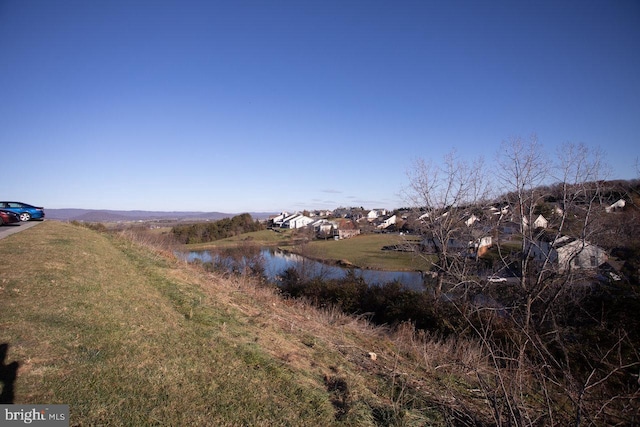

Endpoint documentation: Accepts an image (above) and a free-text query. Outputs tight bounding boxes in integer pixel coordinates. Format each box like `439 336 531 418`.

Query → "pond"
180 248 426 291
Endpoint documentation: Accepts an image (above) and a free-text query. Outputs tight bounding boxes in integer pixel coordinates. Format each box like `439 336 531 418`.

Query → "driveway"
0 220 43 240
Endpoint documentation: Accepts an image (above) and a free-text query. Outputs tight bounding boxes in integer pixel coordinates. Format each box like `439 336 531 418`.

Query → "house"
465 214 479 227
497 220 521 238
377 214 397 229
337 228 360 239
314 218 360 239
605 199 626 213
368 209 386 221
421 236 469 254
523 214 548 230
421 231 491 257
280 213 314 229
314 219 337 238
533 214 548 229
473 236 493 257
270 212 289 227
528 235 607 271
490 205 509 216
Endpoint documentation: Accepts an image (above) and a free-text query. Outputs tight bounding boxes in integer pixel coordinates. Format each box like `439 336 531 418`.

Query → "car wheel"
19 212 31 221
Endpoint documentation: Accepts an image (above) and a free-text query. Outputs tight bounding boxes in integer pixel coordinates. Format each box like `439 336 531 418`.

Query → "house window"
590 256 597 267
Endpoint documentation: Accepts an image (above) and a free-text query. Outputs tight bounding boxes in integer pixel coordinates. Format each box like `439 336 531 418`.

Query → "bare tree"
402 138 639 425
404 150 490 298
487 137 639 425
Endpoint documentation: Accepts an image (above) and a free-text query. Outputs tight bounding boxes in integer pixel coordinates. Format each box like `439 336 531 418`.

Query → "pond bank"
180 247 427 291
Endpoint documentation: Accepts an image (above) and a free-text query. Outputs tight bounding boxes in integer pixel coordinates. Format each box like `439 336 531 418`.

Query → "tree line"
171 213 264 244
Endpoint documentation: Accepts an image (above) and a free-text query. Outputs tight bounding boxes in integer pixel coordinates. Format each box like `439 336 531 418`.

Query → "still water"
182 248 425 291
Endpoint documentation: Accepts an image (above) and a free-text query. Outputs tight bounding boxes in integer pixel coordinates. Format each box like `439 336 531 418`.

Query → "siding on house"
528 236 607 271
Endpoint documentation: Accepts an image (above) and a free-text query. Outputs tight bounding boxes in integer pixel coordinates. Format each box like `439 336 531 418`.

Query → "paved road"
0 220 44 240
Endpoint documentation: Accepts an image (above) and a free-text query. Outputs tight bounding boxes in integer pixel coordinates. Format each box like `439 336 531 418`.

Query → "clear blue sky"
1 1 639 213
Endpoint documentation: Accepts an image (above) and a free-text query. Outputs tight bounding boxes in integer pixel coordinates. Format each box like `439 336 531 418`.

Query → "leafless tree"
404 150 490 298
486 137 638 425
404 138 640 425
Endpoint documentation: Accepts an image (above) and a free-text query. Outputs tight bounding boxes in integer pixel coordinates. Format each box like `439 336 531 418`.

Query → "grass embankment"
184 229 429 272
0 221 481 425
180 229 295 250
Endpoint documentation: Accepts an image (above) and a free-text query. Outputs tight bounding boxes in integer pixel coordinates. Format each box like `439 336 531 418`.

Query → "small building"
377 214 397 229
533 214 548 229
281 214 314 229
368 209 386 221
270 212 289 227
528 235 607 271
474 236 493 257
465 214 479 227
605 199 626 213
524 214 548 230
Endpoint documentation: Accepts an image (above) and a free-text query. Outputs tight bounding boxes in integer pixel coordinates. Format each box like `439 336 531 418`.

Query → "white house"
270 212 289 227
313 219 336 236
491 206 509 216
533 214 548 229
282 214 314 229
418 212 430 222
368 209 386 221
528 235 607 271
522 214 548 230
605 199 626 213
465 214 479 227
377 215 397 229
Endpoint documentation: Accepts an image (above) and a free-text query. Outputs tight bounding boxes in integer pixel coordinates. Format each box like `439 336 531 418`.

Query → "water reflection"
182 248 425 291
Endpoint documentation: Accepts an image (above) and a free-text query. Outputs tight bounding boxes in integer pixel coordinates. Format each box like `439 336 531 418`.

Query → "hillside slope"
0 222 469 426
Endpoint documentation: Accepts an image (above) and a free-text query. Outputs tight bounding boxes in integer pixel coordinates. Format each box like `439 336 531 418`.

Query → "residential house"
522 214 549 230
421 235 469 254
314 218 360 239
333 207 351 218
377 214 397 229
497 220 521 238
533 214 548 229
465 214 479 227
280 213 314 229
337 228 360 239
270 212 289 227
314 219 337 238
368 209 386 221
421 231 491 257
605 199 626 213
473 236 493 257
528 235 608 271
489 205 509 216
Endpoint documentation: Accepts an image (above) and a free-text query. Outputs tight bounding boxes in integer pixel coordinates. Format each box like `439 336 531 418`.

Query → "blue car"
0 201 45 221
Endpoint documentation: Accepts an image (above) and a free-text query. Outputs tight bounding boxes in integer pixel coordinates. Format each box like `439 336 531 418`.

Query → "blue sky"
1 1 639 213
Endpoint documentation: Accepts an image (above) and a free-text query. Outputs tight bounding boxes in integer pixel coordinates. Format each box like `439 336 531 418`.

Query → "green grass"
185 229 431 272
183 228 296 250
0 223 334 425
301 234 430 271
0 221 459 425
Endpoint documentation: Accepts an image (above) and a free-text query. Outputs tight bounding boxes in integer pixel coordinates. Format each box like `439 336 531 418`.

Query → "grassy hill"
0 221 478 425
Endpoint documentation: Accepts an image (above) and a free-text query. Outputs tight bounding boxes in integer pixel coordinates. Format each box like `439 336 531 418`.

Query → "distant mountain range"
45 209 276 222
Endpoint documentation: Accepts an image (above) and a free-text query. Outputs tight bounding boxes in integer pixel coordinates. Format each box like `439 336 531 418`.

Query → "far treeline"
171 213 264 244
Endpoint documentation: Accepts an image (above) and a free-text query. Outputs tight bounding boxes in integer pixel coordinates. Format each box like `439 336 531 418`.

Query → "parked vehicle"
0 209 21 225
0 202 45 221
487 275 507 283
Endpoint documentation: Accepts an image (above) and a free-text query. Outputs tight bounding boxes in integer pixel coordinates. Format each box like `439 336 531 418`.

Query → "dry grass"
1 221 494 425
